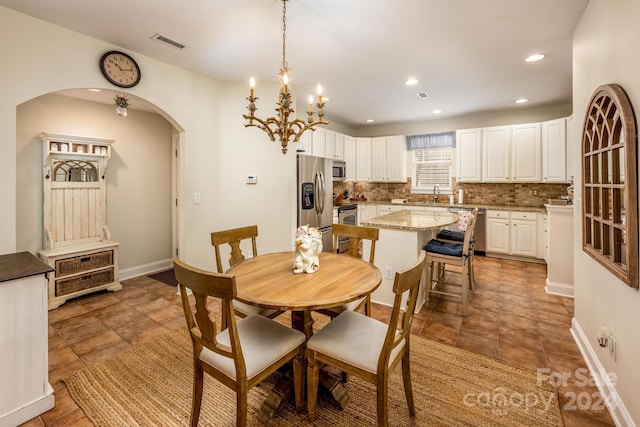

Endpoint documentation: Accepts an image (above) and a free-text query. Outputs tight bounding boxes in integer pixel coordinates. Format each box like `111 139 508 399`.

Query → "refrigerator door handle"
318 171 326 214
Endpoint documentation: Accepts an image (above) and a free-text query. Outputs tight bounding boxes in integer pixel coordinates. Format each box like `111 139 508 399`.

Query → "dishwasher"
448 207 486 255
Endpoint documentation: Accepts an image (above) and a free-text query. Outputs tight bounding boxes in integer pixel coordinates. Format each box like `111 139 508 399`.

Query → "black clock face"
100 51 141 88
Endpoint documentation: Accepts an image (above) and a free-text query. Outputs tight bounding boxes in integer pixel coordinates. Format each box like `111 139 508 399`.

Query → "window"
411 147 453 193
582 84 638 288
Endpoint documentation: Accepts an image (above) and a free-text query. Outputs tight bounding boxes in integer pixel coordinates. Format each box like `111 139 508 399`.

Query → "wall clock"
99 51 141 88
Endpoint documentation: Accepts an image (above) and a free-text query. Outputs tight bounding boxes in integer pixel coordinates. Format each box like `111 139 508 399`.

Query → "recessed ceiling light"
433 109 442 114
404 78 419 86
515 98 529 104
88 88 102 92
366 119 375 123
525 53 546 62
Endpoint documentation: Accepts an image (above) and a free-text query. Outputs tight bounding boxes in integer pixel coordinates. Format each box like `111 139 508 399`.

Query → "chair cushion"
234 300 279 318
436 229 464 242
199 314 305 381
307 310 404 374
424 239 463 257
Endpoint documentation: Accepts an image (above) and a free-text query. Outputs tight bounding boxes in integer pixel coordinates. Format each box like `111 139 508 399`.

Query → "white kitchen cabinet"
542 117 567 183
296 130 311 154
511 123 541 182
486 210 510 254
482 126 511 182
456 128 483 182
357 204 378 224
334 132 345 160
324 129 335 159
355 137 372 181
311 127 326 158
343 135 356 181
510 211 538 257
371 135 407 183
486 210 538 258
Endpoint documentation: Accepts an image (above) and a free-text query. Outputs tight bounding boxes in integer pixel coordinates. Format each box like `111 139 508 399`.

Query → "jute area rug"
64 326 563 426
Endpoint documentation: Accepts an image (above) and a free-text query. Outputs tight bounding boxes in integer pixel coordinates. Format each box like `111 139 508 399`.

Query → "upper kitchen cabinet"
324 129 335 159
511 123 541 182
542 117 568 183
355 137 372 181
456 128 483 182
343 135 356 181
297 130 311 154
482 126 511 182
333 132 345 160
311 127 326 158
371 135 407 183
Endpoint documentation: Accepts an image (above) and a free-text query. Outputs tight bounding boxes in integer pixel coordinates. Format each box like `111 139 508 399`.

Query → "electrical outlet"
533 189 539 196
193 192 201 204
384 266 393 279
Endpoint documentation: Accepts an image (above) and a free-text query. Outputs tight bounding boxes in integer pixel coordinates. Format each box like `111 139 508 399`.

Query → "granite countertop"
361 210 459 231
356 200 546 213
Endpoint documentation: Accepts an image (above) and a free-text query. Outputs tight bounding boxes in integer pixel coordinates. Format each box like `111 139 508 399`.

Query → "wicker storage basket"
56 268 114 296
55 251 113 277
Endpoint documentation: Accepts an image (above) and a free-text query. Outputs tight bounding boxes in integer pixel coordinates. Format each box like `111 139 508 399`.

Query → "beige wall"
0 6 297 272
573 0 640 424
16 94 173 271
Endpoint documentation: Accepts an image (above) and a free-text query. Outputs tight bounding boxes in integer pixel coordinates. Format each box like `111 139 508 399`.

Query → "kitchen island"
361 210 458 313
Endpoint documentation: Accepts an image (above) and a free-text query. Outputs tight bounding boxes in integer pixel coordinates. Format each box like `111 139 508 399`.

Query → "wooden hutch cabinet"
38 133 121 310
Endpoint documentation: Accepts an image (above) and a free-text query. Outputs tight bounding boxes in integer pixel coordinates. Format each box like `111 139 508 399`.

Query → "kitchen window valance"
406 131 455 150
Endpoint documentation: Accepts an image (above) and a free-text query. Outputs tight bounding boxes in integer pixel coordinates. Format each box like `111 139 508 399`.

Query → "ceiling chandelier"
243 0 329 154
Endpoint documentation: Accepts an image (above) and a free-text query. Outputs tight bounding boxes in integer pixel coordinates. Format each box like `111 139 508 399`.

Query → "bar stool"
424 211 477 316
435 207 478 291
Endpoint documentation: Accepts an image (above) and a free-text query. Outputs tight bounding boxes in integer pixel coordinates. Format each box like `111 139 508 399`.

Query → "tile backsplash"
334 179 569 207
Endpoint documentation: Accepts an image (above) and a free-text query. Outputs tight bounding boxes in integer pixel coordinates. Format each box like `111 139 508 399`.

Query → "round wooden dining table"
227 250 382 416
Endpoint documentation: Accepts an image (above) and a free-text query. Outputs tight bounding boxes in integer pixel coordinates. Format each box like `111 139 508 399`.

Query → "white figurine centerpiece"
293 225 323 274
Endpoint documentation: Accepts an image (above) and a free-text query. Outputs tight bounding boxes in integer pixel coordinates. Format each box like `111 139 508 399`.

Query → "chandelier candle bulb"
249 77 255 97
308 95 313 114
317 85 323 104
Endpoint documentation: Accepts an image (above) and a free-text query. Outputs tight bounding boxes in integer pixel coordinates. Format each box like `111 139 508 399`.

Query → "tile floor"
20 256 614 426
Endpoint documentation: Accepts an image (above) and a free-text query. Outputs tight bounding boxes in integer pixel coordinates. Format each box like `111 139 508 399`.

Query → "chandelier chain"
281 0 288 71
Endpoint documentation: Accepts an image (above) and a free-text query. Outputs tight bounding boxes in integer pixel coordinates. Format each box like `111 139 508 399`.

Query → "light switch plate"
246 176 257 184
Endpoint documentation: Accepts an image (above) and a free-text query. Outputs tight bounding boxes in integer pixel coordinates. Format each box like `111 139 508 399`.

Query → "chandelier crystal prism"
243 0 329 154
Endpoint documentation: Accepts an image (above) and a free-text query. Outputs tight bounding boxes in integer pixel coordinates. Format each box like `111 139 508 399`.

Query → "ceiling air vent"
151 33 186 50
417 92 430 99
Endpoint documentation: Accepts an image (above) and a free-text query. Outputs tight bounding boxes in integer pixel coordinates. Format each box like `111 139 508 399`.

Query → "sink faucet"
433 185 440 203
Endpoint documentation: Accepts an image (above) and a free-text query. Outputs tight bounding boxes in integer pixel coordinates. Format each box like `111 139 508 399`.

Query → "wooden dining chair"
306 251 426 426
315 223 379 319
173 259 306 427
424 209 477 316
211 225 283 329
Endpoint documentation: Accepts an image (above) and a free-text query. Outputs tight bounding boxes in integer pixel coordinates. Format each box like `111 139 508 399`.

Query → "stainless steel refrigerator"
297 154 333 252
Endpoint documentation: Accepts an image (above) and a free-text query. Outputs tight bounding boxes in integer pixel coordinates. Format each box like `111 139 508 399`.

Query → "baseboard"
545 278 574 298
0 386 54 427
119 258 173 281
571 318 635 427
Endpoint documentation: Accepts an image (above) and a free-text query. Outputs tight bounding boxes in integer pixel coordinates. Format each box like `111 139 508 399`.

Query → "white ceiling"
0 0 589 129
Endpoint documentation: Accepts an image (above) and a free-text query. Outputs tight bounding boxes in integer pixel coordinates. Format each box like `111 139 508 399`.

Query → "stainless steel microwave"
332 160 346 181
